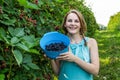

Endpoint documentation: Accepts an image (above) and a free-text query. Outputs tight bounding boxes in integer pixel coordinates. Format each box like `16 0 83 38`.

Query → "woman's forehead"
67 13 79 19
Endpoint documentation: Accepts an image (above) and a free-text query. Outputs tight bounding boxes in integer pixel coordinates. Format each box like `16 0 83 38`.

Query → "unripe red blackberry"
36 77 40 80
1 63 6 69
54 26 59 31
0 60 6 69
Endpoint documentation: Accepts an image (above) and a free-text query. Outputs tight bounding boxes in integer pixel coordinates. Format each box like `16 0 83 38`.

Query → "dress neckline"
70 38 84 45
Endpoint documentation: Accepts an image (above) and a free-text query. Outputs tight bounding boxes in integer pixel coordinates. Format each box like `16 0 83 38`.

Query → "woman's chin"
68 31 78 35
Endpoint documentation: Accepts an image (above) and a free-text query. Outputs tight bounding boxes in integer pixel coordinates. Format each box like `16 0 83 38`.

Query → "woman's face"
64 13 81 35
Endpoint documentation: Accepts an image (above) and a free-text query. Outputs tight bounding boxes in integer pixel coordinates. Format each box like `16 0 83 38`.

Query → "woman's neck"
68 33 83 44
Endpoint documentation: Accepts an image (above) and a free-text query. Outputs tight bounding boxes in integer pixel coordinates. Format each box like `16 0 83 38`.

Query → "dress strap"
84 37 89 42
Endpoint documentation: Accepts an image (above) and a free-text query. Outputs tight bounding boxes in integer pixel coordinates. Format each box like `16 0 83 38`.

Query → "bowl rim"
40 31 70 50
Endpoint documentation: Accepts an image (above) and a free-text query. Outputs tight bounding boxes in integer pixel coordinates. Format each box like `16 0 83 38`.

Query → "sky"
84 0 120 26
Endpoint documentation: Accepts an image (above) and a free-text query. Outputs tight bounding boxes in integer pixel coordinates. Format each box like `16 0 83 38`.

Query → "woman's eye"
75 20 79 23
67 19 79 23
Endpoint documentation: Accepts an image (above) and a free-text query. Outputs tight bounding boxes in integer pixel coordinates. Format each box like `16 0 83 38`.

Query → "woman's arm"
74 38 99 75
51 59 60 75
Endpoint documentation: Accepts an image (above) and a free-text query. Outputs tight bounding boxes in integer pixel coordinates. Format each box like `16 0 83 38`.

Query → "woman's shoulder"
84 37 96 42
88 37 97 42
87 37 97 47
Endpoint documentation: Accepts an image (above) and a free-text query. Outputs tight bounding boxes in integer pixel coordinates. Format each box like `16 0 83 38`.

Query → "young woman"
51 9 99 80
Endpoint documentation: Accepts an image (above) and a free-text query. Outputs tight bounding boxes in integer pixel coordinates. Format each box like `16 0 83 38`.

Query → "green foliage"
94 30 120 80
107 12 120 31
13 50 23 66
0 0 98 79
0 74 5 80
17 0 39 9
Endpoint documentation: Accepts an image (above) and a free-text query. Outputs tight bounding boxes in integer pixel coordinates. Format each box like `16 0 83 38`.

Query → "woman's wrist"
73 56 79 63
51 59 56 62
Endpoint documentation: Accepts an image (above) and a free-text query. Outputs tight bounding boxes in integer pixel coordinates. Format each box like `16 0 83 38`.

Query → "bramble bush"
0 0 98 80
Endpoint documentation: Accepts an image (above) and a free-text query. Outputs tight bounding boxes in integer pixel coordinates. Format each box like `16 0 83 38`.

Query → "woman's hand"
56 51 76 62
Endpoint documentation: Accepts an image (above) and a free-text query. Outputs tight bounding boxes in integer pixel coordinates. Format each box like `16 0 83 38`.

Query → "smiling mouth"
69 26 77 30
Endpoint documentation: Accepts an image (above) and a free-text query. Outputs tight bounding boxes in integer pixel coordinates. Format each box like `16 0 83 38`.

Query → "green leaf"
11 37 19 44
14 28 24 37
8 27 25 37
0 74 5 80
23 54 32 63
13 50 23 66
3 37 10 45
40 16 45 24
22 35 35 42
0 27 6 41
8 27 15 37
0 68 9 74
0 0 4 5
0 28 10 44
38 0 44 7
17 0 39 10
3 14 9 19
21 35 36 48
22 64 30 70
27 2 39 9
17 0 27 7
0 18 16 26
0 55 4 60
16 43 29 51
27 63 40 70
29 49 39 54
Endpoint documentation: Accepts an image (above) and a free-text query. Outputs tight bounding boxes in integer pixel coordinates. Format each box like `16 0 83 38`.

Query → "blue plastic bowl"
40 31 70 59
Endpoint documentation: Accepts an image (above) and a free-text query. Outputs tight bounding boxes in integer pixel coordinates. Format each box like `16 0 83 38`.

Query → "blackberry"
0 60 6 69
45 42 67 51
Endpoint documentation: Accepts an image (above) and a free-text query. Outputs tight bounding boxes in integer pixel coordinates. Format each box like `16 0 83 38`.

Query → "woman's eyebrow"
67 19 72 22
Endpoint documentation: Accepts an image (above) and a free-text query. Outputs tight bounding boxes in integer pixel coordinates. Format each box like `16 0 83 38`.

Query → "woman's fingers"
56 51 76 62
59 52 68 56
56 52 71 60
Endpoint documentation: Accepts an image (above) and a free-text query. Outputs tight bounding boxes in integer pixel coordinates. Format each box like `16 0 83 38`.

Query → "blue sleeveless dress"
58 37 93 80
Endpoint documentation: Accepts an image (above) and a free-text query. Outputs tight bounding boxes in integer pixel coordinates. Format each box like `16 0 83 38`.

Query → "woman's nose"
71 21 75 25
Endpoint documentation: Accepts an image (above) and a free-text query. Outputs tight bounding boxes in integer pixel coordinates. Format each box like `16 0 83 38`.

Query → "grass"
94 30 120 80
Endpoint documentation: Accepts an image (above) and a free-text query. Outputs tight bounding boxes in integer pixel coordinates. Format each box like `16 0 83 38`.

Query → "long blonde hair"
61 9 87 45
